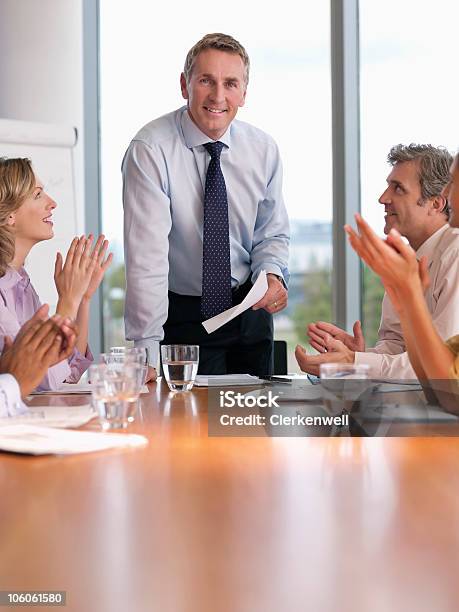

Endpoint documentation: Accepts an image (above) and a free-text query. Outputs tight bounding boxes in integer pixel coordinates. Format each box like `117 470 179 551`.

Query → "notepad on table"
194 374 265 387
0 425 148 455
31 382 149 395
0 404 97 429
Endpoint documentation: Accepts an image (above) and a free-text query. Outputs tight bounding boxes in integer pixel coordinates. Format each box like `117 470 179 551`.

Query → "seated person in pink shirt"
0 157 112 390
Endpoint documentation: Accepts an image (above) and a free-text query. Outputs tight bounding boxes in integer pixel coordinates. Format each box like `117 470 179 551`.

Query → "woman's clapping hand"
83 235 113 300
54 234 112 318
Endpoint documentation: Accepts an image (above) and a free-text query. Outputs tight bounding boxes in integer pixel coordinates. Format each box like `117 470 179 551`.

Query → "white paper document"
31 382 149 395
194 374 265 387
202 271 268 334
0 425 148 455
0 404 96 429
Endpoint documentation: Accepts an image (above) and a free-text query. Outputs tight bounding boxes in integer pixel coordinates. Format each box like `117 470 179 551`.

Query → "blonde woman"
0 157 112 390
344 153 459 388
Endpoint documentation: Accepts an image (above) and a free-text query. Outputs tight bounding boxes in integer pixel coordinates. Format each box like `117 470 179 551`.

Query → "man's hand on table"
252 273 288 314
145 366 157 383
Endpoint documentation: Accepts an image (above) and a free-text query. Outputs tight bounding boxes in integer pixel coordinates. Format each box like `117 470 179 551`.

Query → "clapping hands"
345 214 430 314
54 234 112 318
0 305 78 397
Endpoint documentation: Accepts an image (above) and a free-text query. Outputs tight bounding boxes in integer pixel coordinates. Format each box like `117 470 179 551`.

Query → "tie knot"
204 141 225 160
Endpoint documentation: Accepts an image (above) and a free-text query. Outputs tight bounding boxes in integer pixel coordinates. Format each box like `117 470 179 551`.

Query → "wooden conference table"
2 382 459 612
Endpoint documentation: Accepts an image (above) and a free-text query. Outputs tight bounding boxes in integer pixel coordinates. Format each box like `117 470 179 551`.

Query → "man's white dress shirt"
122 107 290 366
0 373 24 417
355 224 459 378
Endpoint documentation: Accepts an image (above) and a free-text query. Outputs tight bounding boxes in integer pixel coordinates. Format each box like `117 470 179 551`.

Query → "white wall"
0 0 85 232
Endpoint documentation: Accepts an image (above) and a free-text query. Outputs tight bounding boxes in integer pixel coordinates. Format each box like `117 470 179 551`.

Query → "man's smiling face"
180 48 246 140
378 160 431 241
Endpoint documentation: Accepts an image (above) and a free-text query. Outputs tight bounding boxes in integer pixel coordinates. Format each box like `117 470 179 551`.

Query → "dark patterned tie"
201 141 232 319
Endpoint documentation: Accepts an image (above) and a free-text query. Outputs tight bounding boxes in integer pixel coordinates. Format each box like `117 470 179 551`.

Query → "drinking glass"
128 347 148 365
110 346 148 365
100 352 134 366
109 346 128 355
320 363 370 416
90 363 144 429
161 345 199 392
101 351 148 385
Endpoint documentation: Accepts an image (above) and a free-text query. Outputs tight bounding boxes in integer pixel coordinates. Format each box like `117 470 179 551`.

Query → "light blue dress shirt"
122 106 290 366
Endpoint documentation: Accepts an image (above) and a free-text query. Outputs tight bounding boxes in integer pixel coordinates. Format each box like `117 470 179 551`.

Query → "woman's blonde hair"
0 158 35 276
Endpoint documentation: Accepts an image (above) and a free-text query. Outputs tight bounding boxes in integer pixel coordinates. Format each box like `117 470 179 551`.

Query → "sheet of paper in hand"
202 271 268 334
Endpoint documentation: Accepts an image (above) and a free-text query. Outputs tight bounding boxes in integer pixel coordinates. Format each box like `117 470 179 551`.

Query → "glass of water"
128 347 148 365
320 363 370 415
104 350 148 385
109 346 128 354
110 346 147 365
90 363 144 429
161 345 199 392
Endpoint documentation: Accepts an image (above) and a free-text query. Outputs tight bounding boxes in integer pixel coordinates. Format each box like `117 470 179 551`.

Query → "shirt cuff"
0 373 27 417
253 265 288 288
354 351 383 379
134 340 159 370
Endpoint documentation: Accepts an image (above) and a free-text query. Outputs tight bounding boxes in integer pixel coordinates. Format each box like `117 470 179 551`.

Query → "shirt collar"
180 107 231 150
416 224 449 264
0 266 31 291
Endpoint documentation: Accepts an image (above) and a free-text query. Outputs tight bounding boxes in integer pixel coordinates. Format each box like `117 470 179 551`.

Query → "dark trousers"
162 281 273 376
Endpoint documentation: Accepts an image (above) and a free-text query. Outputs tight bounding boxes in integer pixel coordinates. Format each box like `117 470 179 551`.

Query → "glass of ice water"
90 363 144 429
319 363 370 415
161 345 199 392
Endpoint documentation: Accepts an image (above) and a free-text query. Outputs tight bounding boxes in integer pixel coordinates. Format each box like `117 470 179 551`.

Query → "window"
359 0 459 344
100 1 332 370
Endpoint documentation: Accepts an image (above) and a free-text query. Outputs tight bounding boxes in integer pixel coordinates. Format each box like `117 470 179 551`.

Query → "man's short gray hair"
388 144 452 217
183 33 250 86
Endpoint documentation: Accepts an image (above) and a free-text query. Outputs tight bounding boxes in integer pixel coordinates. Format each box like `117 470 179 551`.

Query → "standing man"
296 144 458 379
122 34 290 380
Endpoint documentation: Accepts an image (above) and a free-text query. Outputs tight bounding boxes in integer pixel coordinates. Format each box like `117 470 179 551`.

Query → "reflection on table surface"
1 380 459 612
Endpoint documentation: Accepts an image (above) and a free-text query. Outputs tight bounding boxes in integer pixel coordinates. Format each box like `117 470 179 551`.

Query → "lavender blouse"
0 267 93 391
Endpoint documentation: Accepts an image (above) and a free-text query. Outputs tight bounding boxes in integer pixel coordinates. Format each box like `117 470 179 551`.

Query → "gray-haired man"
296 144 459 379
122 34 290 380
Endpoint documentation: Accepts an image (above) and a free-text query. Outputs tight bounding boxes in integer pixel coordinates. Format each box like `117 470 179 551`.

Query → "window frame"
85 0 363 352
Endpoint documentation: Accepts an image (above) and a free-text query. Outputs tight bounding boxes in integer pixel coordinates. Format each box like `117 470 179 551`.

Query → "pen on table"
260 376 292 384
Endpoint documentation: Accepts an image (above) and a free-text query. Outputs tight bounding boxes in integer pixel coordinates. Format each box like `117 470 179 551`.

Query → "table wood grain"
1 382 459 612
